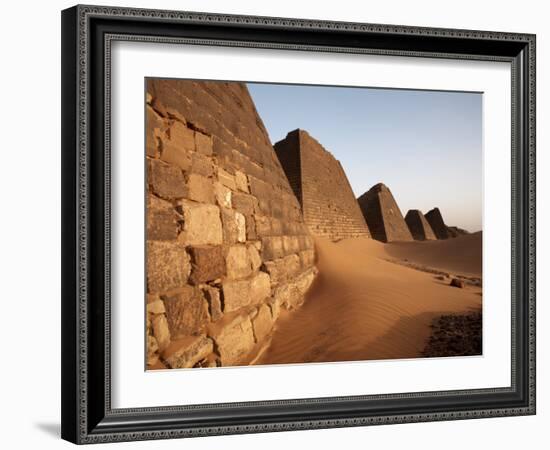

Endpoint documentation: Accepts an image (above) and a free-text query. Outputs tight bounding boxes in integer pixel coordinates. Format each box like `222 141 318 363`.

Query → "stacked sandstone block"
275 129 371 241
145 79 317 369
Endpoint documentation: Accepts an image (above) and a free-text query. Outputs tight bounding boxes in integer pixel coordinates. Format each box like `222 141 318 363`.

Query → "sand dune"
258 234 482 365
384 231 482 277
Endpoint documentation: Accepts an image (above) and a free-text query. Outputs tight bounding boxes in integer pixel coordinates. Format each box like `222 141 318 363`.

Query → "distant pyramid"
405 209 437 241
357 183 413 242
424 207 451 240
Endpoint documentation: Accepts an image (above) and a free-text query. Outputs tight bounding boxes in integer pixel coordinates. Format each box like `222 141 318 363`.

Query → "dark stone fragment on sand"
450 278 465 288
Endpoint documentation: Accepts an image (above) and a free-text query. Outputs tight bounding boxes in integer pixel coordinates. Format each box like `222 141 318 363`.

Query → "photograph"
145 78 483 370
55 3 537 444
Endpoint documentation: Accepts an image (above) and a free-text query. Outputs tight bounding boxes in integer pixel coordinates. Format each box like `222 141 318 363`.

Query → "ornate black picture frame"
61 4 536 444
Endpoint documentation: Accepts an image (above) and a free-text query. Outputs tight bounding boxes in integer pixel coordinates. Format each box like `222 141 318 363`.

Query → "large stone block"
213 182 232 209
147 193 172 211
147 335 159 365
263 254 301 285
271 198 284 220
270 218 283 235
267 297 281 322
151 314 171 351
147 241 190 293
147 293 160 304
234 170 249 192
222 278 251 312
195 131 213 156
295 268 317 295
248 176 270 200
261 236 284 260
235 212 246 243
147 208 179 241
213 315 256 366
218 167 237 190
163 286 209 338
187 174 215 204
232 192 258 216
282 235 300 255
273 282 301 311
163 335 214 369
222 272 271 312
303 235 315 250
190 153 215 177
203 286 223 321
162 105 187 124
160 130 192 171
178 201 223 245
220 207 239 243
299 249 315 268
168 120 195 153
251 304 274 343
254 215 271 237
273 268 317 310
188 245 226 284
247 244 262 272
225 245 253 280
250 272 272 306
212 136 233 162
147 298 166 315
146 106 165 157
148 159 188 200
245 214 256 240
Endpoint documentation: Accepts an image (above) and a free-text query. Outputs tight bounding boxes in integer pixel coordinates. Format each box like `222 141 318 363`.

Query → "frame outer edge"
63 5 537 443
61 5 80 445
77 3 534 40
527 34 536 414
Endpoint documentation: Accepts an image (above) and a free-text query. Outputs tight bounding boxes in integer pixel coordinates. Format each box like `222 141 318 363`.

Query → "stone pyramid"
424 207 451 239
274 129 371 241
357 183 413 242
405 209 437 241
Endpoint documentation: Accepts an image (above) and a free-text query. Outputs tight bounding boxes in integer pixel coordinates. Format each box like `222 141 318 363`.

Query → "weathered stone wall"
274 129 371 241
425 207 451 240
357 183 413 243
145 79 317 369
405 209 437 241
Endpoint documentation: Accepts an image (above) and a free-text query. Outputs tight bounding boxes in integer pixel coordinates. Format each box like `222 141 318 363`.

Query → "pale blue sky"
248 82 482 232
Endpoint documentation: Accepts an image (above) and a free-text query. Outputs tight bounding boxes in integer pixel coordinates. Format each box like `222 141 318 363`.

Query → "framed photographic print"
61 4 536 444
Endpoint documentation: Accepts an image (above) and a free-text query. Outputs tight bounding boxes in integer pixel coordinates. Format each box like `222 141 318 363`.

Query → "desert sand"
257 233 482 365
384 231 482 277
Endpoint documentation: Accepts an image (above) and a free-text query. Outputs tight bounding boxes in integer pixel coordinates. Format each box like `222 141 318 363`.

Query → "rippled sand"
257 233 482 365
